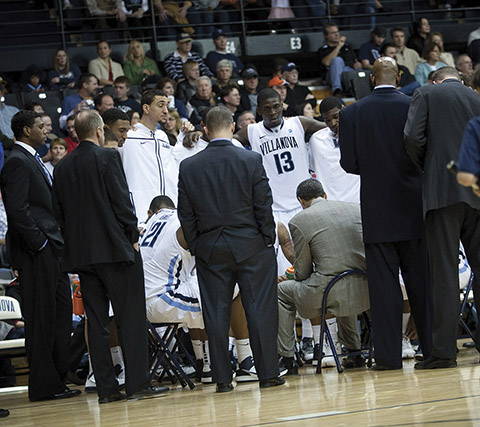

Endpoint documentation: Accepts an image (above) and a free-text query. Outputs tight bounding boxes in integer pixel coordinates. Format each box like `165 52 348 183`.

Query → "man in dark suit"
339 58 433 370
178 106 284 392
52 110 168 403
0 110 79 401
404 66 480 369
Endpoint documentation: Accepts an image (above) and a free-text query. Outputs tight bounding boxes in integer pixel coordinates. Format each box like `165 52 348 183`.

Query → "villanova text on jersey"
259 136 299 156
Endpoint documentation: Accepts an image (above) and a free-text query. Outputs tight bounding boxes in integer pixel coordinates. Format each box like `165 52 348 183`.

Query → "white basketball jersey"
248 117 310 211
140 209 195 303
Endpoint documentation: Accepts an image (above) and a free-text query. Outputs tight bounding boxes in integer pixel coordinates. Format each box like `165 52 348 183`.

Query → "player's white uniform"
247 117 310 272
120 123 179 225
309 127 360 203
140 209 204 329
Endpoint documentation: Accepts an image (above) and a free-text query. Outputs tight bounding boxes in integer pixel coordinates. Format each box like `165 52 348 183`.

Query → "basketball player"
234 88 325 360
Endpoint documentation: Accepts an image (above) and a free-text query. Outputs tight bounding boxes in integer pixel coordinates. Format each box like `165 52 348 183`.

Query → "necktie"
34 153 53 186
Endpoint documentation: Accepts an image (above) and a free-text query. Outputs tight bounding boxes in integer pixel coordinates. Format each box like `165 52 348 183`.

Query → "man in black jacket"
0 110 77 402
52 110 168 402
178 106 284 392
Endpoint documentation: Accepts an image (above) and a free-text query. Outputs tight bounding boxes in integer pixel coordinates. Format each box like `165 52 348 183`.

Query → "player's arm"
339 105 360 175
277 221 295 265
299 116 326 141
289 221 312 281
233 126 251 148
404 90 428 170
176 227 189 250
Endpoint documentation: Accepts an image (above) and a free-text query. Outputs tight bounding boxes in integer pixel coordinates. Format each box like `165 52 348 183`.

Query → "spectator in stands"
113 76 142 114
123 40 160 86
85 0 127 38
407 17 430 56
94 93 115 115
188 76 217 126
219 84 241 128
44 138 67 175
88 40 124 87
267 0 295 32
64 115 79 153
213 59 236 95
37 113 57 160
282 62 315 114
239 67 260 116
0 82 19 140
176 61 200 105
163 33 214 82
237 110 256 130
59 73 99 130
268 76 290 115
380 43 420 96
296 101 316 118
48 48 82 90
102 108 131 147
121 0 150 40
163 109 182 145
427 32 455 68
318 22 361 97
152 0 186 41
359 26 386 71
24 102 45 115
415 42 447 87
390 27 421 76
186 1 219 39
128 110 141 127
205 29 244 76
156 77 188 120
21 65 46 93
456 54 474 77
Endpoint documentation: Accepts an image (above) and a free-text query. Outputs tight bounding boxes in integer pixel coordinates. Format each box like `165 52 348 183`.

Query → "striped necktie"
34 152 53 186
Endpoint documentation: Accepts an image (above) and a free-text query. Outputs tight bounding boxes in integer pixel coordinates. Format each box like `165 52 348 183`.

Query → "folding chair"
316 269 372 374
147 320 195 390
0 296 27 377
459 271 478 347
341 70 373 100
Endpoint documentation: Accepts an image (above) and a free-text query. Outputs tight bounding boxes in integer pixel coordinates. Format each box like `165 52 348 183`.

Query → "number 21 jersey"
248 116 310 211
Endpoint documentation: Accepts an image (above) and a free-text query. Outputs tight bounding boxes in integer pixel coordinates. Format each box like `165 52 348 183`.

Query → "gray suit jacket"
288 198 369 318
404 79 480 216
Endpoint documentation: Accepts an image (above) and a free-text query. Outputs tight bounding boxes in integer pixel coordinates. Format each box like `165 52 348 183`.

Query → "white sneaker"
201 364 213 384
321 340 337 368
402 336 415 359
85 371 96 393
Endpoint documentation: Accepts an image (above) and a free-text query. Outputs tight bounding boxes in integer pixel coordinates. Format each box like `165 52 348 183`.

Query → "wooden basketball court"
2 341 480 426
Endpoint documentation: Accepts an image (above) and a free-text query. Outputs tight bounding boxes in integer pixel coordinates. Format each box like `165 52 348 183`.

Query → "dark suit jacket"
52 141 139 271
340 87 424 244
178 139 275 263
404 79 480 216
0 144 63 269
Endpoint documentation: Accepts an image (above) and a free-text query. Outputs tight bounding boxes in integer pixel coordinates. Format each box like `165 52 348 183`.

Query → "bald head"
372 57 398 87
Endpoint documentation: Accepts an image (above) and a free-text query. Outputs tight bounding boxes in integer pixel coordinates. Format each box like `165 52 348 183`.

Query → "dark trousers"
196 236 279 383
365 238 432 367
78 251 149 398
425 202 480 359
20 243 72 400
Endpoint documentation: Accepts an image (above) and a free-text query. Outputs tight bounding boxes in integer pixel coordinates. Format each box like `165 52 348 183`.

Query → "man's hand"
51 77 60 85
157 6 169 21
116 9 127 22
338 36 347 49
180 120 195 134
133 242 139 252
277 274 288 283
182 130 200 148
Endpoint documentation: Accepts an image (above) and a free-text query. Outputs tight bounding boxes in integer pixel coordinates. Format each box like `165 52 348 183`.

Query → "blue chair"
316 269 372 374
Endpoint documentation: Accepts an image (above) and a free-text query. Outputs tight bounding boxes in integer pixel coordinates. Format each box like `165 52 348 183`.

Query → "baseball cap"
176 32 193 43
281 62 298 73
212 29 226 40
372 26 386 38
268 76 288 87
242 68 259 79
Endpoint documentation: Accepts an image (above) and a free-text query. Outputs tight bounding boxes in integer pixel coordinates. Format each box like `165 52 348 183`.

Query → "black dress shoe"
279 356 298 376
259 377 286 389
98 391 126 404
0 409 9 418
342 353 366 368
216 383 234 393
30 387 82 402
371 364 402 371
127 385 169 401
414 356 457 370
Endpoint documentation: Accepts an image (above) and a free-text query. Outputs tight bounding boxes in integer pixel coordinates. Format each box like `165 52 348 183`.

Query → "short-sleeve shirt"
317 42 356 70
